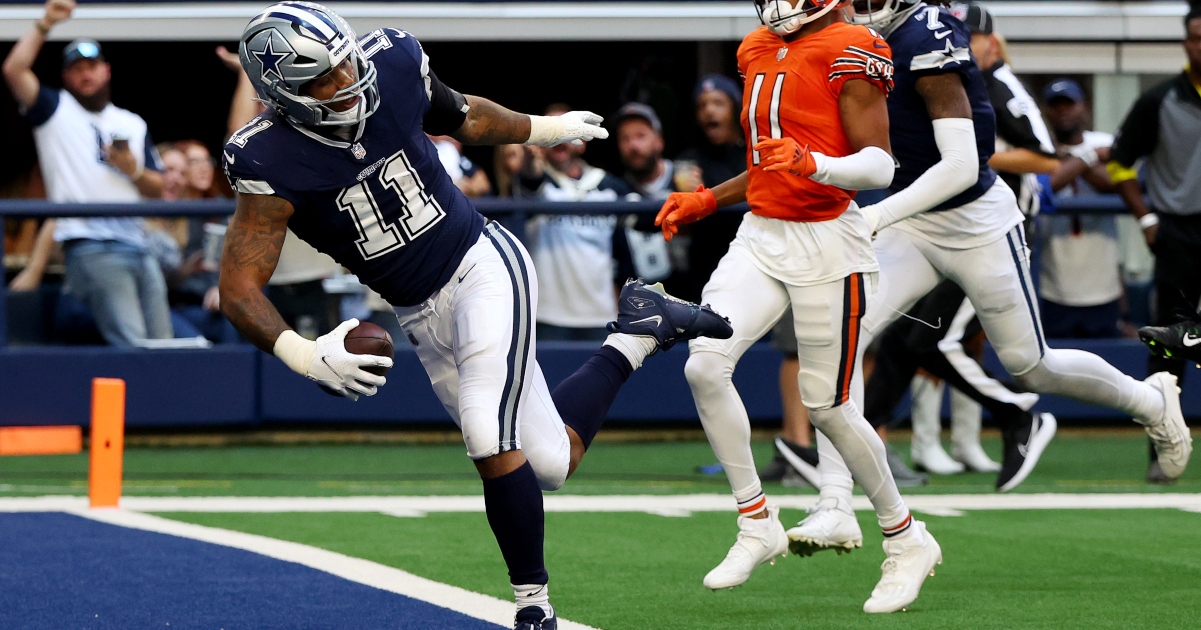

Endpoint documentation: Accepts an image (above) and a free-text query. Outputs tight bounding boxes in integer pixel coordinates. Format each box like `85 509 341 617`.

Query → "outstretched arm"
219 193 292 352
2 0 74 110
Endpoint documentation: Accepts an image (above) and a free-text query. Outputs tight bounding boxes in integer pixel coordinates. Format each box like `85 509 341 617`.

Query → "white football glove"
273 319 392 401
526 111 609 147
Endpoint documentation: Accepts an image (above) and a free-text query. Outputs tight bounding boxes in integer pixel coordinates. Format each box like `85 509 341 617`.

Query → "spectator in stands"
430 135 491 197
492 144 525 197
517 103 634 341
960 3 1060 217
613 102 673 286
1036 79 1126 339
675 74 745 303
218 44 342 340
2 0 172 346
1108 7 1201 483
158 144 189 202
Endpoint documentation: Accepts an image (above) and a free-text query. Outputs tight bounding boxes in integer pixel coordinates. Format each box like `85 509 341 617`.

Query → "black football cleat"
607 279 733 351
514 605 557 630
996 412 1057 492
1140 311 1201 366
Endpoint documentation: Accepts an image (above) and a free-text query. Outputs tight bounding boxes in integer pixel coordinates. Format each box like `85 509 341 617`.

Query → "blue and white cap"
63 39 103 69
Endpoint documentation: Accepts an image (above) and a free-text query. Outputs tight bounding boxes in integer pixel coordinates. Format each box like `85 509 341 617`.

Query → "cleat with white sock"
1139 373 1192 479
863 520 942 614
786 497 863 557
703 505 788 590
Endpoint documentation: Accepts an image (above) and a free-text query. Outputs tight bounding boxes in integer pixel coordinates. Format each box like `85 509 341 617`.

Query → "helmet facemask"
753 0 844 36
240 2 380 135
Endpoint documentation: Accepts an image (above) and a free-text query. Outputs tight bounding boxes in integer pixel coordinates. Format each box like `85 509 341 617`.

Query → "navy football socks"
552 345 634 450
482 461 548 587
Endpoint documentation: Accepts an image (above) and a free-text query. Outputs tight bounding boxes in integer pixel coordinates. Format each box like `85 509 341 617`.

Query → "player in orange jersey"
657 0 940 613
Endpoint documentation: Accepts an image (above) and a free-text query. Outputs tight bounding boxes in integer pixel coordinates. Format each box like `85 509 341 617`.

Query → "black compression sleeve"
422 69 469 136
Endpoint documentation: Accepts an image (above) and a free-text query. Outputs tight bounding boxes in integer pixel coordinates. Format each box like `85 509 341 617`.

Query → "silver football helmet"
239 2 379 129
848 0 923 34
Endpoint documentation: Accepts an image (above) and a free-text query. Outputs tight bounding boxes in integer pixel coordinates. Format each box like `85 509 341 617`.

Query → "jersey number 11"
337 149 447 260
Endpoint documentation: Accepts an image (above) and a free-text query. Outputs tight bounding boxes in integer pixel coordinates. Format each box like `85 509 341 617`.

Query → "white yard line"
67 508 598 630
3 493 1201 514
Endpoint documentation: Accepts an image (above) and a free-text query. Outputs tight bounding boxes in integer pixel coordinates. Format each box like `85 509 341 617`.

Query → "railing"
0 194 1135 347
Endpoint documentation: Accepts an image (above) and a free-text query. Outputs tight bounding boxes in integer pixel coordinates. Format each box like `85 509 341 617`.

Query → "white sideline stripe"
4 493 1201 513
66 508 599 630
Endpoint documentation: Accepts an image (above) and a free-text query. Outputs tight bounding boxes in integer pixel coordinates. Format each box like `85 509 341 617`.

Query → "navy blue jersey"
886 4 997 212
223 28 484 307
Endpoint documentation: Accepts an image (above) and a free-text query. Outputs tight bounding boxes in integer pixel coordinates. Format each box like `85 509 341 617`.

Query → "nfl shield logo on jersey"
776 47 788 61
351 143 367 160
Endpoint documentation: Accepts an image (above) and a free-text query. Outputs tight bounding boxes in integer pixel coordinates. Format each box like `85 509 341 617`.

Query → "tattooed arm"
218 192 293 353
451 95 607 147
451 95 532 146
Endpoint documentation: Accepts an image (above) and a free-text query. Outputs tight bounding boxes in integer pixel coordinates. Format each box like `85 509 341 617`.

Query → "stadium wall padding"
1 340 1197 428
0 346 258 427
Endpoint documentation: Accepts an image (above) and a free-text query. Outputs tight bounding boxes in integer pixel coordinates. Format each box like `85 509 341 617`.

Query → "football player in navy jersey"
218 4 732 629
790 0 1192 572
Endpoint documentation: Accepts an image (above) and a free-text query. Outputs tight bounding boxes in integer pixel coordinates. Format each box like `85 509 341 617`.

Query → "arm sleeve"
810 146 895 191
422 68 469 136
1110 83 1167 169
868 118 979 229
23 86 60 127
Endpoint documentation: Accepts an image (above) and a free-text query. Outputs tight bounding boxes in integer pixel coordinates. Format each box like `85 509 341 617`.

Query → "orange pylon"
88 378 126 508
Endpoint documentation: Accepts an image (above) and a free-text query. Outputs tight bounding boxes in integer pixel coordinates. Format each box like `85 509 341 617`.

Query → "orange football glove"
754 136 817 178
655 186 717 242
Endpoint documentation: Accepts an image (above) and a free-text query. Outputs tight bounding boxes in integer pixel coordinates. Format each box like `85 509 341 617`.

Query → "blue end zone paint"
0 513 502 630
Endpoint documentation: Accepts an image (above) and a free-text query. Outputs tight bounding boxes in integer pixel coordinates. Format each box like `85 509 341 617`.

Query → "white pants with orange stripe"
685 215 909 527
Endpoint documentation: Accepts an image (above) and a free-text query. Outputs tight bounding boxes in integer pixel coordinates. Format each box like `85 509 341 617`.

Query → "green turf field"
3 433 1200 628
0 431 1197 496
161 509 1201 629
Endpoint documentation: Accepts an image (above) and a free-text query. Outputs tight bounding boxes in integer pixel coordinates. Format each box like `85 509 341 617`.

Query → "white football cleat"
863 520 942 614
786 497 863 557
912 441 966 475
702 505 788 590
1140 372 1192 480
951 441 1002 473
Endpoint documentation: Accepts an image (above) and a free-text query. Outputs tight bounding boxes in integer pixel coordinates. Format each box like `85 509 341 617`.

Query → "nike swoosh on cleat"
630 315 663 326
1183 333 1201 347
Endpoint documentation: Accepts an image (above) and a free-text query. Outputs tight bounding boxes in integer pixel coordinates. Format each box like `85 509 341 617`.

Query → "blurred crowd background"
0 0 1196 353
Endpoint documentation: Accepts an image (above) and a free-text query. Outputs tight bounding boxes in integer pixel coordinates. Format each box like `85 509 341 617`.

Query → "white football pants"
817 213 1165 497
393 222 571 491
686 244 908 527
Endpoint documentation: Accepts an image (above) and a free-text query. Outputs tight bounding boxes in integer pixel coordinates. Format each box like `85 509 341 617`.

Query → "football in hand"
320 321 394 397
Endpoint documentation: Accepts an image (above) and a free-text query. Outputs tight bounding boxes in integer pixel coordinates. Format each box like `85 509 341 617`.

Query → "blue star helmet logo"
252 35 291 83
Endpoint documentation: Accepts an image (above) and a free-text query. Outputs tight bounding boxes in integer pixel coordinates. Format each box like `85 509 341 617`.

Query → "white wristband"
525 115 566 147
1138 213 1159 230
273 329 316 376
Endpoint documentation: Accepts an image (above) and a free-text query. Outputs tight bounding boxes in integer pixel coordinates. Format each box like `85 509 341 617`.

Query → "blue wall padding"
0 346 258 427
0 340 1195 427
0 512 503 630
259 342 783 423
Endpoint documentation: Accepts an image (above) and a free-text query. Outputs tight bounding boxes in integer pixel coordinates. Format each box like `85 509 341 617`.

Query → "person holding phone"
3 0 173 346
